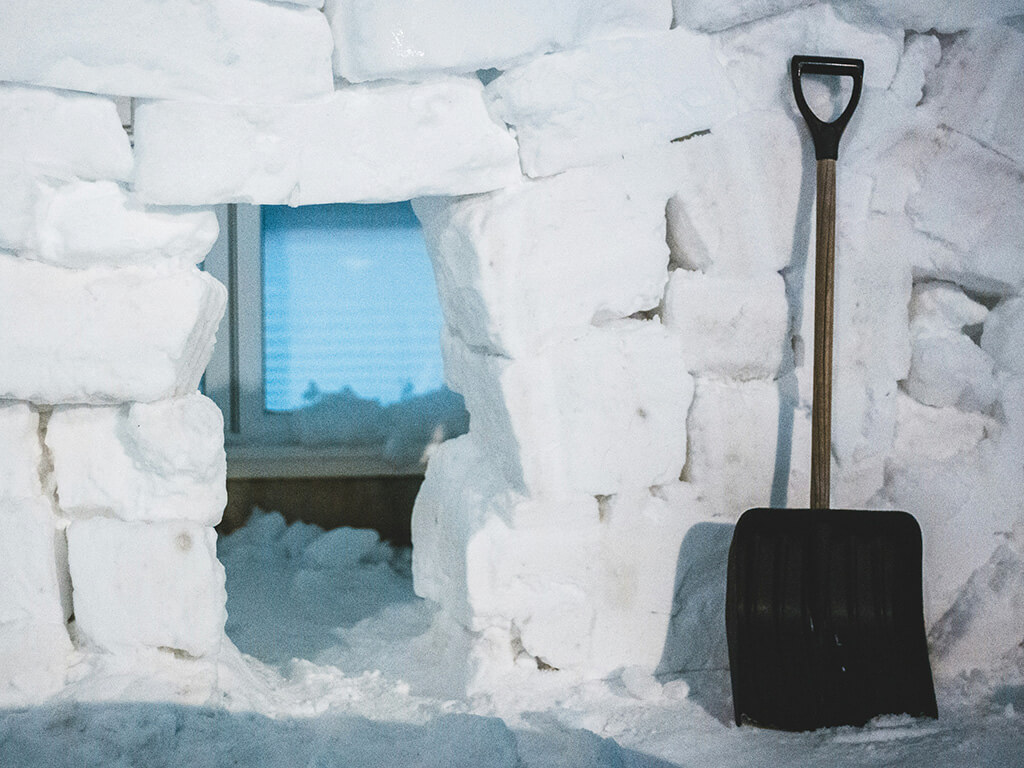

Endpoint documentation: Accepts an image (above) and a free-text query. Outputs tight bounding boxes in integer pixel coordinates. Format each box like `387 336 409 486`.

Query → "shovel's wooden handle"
811 158 836 510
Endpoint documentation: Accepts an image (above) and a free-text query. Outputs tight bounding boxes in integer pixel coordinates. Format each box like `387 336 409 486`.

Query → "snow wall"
1 0 1023 705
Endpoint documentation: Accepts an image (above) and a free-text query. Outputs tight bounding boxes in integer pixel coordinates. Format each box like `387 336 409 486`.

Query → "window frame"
204 203 430 480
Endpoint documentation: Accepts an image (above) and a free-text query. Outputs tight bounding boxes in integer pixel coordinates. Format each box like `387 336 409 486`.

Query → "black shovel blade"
726 507 938 731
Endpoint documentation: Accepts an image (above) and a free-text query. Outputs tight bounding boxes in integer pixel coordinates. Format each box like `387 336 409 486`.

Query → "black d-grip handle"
791 55 864 160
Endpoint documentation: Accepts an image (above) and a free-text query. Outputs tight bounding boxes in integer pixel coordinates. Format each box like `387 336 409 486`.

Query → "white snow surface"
0 257 226 405
324 0 671 82
2 509 1020 766
133 79 521 206
46 395 227 525
0 84 132 182
0 0 334 102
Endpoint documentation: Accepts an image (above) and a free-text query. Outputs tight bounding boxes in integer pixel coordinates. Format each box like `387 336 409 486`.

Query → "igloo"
0 0 1022 755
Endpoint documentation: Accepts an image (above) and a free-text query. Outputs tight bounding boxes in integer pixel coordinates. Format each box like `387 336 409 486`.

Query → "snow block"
715 4 901 111
0 495 72 699
0 257 226 404
908 130 1024 296
834 0 1024 34
672 0 813 32
886 33 942 110
929 26 1024 167
930 543 1024 679
909 281 990 338
892 392 994 466
413 160 670 357
67 518 227 657
0 163 39 251
906 338 997 413
133 79 520 206
906 282 997 412
0 0 333 103
685 378 804 516
0 84 132 181
662 270 788 381
0 500 67 628
665 111 804 276
485 28 737 178
411 435 598 632
442 320 692 496
982 297 1024 375
46 395 227 525
0 403 43 501
412 435 713 675
0 620 72 707
15 180 218 269
886 441 1024 626
886 379 1024 626
325 0 671 82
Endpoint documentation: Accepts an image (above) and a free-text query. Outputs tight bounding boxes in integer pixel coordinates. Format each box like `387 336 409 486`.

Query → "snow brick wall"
1 0 1023 704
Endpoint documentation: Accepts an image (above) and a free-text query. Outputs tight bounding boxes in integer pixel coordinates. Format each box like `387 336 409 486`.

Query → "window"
204 203 468 479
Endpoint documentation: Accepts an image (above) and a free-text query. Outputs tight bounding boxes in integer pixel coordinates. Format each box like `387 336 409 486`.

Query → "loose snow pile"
4 510 1022 767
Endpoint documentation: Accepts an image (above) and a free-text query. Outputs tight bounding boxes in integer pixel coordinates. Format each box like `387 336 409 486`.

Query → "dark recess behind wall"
218 475 424 547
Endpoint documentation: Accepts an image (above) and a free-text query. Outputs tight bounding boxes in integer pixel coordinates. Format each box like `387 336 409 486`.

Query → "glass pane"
262 202 448 412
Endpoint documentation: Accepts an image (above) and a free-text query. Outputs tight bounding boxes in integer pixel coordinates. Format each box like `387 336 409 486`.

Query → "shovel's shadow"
770 105 819 510
656 521 736 725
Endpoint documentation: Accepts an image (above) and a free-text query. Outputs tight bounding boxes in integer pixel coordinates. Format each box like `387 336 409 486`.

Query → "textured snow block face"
134 79 520 206
0 500 67 627
885 33 943 110
0 84 132 181
982 297 1024 375
414 162 670 357
0 0 333 103
835 0 1024 33
0 258 226 404
906 336 997 413
716 4 901 111
685 378 812 516
665 112 803 276
47 395 227 525
892 393 995 465
929 26 1024 167
412 435 599 628
887 379 1024 626
486 28 737 178
15 181 218 269
930 543 1024 679
908 131 1024 296
672 0 813 32
0 164 38 250
0 496 72 701
67 519 227 657
0 621 72 707
909 281 989 338
583 485 712 673
481 489 705 675
325 0 671 82
662 270 788 381
0 403 43 500
887 439 1024 627
413 436 711 675
443 321 692 496
906 282 997 413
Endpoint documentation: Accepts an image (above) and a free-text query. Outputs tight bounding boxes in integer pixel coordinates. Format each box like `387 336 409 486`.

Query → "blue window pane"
262 202 447 412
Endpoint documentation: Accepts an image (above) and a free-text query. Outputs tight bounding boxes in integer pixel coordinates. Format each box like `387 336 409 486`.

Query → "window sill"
225 444 426 480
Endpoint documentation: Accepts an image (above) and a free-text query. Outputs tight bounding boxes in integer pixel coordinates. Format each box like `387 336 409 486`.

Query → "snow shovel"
724 56 938 731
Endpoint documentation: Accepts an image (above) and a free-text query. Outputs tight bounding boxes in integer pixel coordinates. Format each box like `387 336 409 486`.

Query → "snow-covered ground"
2 510 1021 767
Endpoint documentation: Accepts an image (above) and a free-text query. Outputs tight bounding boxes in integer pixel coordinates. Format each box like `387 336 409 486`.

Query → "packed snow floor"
2 510 1022 767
